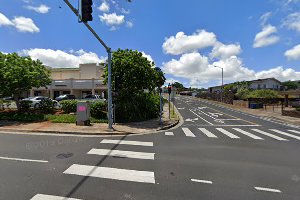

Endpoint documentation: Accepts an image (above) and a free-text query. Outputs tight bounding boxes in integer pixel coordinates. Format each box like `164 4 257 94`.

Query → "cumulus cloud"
98 1 110 12
20 48 106 68
256 66 300 80
284 44 300 60
282 12 300 32
210 42 242 59
0 12 13 26
25 4 50 14
162 30 217 55
11 16 40 33
141 51 155 64
99 13 125 26
253 25 280 48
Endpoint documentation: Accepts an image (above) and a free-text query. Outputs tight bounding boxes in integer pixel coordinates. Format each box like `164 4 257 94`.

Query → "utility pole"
63 0 113 130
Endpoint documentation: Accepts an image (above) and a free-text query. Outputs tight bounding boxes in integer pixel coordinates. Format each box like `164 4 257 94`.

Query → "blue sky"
1 0 300 88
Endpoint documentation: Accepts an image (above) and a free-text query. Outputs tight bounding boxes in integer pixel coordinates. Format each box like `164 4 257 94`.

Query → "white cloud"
0 12 13 26
162 30 217 55
98 1 110 12
20 48 106 68
12 16 39 33
26 4 50 14
126 21 133 28
260 12 272 26
282 12 300 33
253 25 280 48
141 52 154 64
121 8 130 14
284 44 300 60
210 42 242 59
255 66 300 81
99 13 125 26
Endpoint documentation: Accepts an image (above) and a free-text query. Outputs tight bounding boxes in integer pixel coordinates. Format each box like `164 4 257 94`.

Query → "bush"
0 111 45 121
90 101 107 119
38 99 55 114
115 93 160 122
60 100 78 113
296 107 300 111
247 90 279 99
19 100 32 111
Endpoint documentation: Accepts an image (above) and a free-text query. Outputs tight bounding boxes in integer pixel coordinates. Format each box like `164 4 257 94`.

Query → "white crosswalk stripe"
64 164 155 184
165 132 174 136
30 194 82 200
100 139 153 147
232 128 264 140
251 129 288 141
198 128 218 138
216 128 240 139
270 129 300 141
87 149 155 160
182 128 196 137
288 130 300 135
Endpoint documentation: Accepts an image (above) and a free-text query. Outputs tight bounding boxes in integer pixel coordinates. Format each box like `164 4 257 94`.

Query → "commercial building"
30 63 107 99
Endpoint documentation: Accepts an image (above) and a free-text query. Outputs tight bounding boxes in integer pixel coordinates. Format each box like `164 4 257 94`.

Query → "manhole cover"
56 152 74 159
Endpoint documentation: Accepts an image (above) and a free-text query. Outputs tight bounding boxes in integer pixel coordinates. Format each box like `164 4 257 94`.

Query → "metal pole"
168 93 171 119
159 89 162 125
63 0 113 130
107 49 113 129
221 68 223 102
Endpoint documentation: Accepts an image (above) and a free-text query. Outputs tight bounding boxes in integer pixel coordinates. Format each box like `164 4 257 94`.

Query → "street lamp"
214 66 223 102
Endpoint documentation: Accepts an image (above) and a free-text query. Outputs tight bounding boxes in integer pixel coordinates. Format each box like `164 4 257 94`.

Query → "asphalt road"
0 95 300 200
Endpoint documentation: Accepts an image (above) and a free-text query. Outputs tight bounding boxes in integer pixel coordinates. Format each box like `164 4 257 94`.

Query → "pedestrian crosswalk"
165 127 300 142
31 139 156 199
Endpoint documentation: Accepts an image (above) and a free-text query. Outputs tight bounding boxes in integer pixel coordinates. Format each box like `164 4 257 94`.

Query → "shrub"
38 99 55 114
90 101 107 119
60 100 78 113
247 90 279 99
115 93 160 122
296 107 300 111
19 100 32 111
0 111 45 121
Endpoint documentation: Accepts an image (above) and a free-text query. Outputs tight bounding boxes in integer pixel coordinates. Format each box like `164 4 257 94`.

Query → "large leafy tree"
0 52 51 109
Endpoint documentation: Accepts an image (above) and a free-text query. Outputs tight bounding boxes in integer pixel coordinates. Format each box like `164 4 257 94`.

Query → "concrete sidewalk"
0 103 179 135
195 97 300 126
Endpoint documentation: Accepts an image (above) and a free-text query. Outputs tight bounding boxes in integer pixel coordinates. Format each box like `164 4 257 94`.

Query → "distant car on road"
55 94 76 102
83 94 106 102
21 96 58 108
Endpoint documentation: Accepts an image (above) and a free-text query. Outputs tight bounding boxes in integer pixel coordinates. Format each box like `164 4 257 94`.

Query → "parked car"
55 94 76 102
83 94 106 102
20 96 58 108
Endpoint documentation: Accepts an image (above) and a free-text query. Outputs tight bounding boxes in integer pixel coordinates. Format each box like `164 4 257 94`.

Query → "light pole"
214 66 223 102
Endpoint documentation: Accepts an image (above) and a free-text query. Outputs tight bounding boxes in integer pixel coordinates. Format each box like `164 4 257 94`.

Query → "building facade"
30 63 107 99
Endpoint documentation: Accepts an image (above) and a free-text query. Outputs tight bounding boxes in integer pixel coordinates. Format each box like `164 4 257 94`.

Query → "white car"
83 94 106 102
21 96 58 108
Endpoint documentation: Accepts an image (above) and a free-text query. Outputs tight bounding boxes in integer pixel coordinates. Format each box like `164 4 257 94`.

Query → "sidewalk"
0 103 179 135
195 97 300 126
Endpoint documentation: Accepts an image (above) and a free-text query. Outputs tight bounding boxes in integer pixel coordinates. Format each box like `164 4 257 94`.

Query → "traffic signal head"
168 84 172 94
81 0 93 22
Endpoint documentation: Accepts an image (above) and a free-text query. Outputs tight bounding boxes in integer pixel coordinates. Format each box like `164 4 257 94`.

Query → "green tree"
0 52 51 110
282 81 299 90
172 82 184 90
247 89 279 98
103 49 164 122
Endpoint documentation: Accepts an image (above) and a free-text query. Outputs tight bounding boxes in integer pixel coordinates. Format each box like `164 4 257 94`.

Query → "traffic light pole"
63 0 113 130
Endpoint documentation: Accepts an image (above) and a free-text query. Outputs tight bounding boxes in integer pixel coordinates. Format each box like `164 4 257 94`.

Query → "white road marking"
254 187 282 193
64 164 155 184
182 128 196 137
270 129 300 140
165 132 174 136
233 128 264 140
288 130 300 135
177 108 185 110
198 128 218 138
31 194 82 200
195 125 261 127
0 156 48 163
189 109 214 125
87 149 155 160
191 179 213 184
216 128 240 139
251 129 288 141
100 139 153 146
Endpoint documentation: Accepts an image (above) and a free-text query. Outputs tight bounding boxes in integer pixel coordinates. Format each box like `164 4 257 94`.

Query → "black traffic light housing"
168 84 172 94
80 0 93 22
